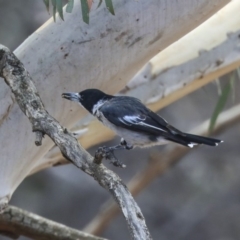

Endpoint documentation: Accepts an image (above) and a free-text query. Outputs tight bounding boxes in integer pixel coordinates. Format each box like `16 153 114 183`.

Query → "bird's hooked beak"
62 92 81 102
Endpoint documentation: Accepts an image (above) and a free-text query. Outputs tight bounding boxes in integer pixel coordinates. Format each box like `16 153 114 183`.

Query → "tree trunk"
0 0 230 207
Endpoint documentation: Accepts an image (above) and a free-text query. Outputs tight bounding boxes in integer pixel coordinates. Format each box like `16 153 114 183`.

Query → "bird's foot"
95 146 126 168
94 140 133 167
120 138 133 150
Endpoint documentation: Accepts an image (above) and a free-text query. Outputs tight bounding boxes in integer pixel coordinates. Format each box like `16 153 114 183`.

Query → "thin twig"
84 103 240 235
0 205 107 240
35 131 44 146
0 44 152 240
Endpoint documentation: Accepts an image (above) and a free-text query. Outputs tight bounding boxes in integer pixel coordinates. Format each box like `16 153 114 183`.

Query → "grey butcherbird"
62 89 223 167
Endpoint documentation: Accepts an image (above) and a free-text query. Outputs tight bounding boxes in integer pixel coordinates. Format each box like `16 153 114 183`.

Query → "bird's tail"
184 133 222 146
166 133 223 148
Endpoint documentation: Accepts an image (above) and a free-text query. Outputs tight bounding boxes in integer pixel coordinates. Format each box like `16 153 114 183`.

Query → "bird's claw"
120 139 133 150
95 146 126 168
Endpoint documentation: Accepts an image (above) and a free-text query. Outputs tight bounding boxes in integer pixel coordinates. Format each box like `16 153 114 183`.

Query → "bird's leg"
95 139 132 168
95 146 126 168
104 138 133 151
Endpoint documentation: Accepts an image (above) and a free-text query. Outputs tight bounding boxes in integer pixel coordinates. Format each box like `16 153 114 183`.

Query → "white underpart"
122 115 167 132
95 112 169 147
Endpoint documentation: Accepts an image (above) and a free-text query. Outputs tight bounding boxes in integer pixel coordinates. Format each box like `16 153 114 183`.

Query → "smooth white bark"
44 0 240 170
0 0 229 206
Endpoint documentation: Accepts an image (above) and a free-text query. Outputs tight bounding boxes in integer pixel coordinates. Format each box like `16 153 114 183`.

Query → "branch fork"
0 44 152 240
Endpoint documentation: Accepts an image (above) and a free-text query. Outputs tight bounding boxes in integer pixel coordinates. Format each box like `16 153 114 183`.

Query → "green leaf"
51 0 57 21
237 68 240 81
214 78 222 96
66 0 74 13
43 0 50 12
209 76 234 132
56 0 64 20
105 0 115 15
230 73 236 103
80 0 89 24
97 0 103 8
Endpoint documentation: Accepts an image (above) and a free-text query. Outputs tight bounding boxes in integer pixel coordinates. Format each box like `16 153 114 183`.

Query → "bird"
62 89 223 167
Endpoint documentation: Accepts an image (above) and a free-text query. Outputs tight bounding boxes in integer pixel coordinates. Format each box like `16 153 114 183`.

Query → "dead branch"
0 205 107 240
0 44 152 240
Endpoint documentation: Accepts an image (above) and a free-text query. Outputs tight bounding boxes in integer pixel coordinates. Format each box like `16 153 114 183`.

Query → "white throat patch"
92 100 105 116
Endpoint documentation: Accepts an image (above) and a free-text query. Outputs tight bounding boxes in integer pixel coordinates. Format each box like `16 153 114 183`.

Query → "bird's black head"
62 89 111 113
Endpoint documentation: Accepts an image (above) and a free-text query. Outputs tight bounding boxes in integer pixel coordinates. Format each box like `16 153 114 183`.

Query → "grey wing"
100 97 171 136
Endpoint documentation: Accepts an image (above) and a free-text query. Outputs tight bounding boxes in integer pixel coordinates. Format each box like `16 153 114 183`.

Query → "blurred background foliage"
0 1 240 240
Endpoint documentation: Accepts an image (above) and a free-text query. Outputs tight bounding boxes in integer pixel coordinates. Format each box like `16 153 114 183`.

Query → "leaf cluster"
43 0 115 24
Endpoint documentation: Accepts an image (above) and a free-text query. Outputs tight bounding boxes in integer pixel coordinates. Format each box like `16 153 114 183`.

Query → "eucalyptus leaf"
237 68 240 81
97 0 103 8
230 73 236 103
44 0 116 23
56 0 64 20
80 0 89 24
66 0 74 13
43 0 50 12
214 78 222 96
51 0 57 21
105 0 115 15
209 75 234 132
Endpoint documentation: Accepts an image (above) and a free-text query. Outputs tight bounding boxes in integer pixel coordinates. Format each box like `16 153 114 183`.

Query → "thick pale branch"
0 45 152 240
0 205 107 240
84 103 240 235
0 0 230 190
42 1 240 169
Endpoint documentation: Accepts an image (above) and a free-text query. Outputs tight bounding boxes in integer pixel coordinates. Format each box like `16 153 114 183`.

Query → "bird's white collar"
92 100 106 115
